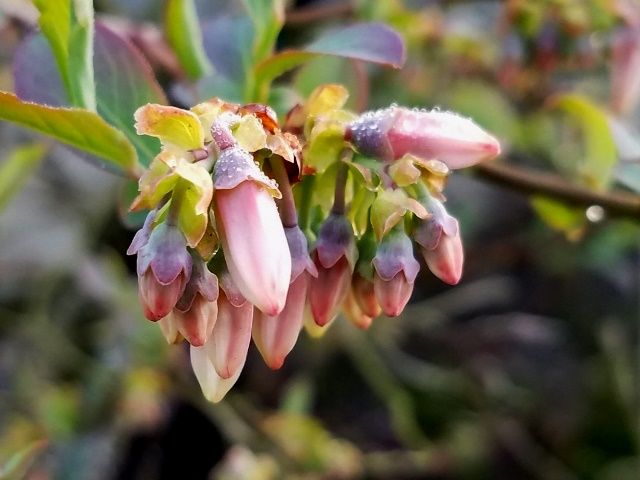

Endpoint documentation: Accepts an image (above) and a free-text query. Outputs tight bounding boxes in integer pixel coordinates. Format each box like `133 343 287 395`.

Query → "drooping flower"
346 106 500 169
414 197 464 285
372 228 420 317
212 121 291 316
342 287 373 330
253 226 318 369
309 213 358 326
159 259 219 346
131 221 192 321
352 272 382 319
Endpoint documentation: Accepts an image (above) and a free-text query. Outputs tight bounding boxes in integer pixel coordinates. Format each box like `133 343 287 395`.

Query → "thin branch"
474 162 640 219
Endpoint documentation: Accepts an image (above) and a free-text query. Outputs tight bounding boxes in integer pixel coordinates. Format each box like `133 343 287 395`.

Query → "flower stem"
269 157 298 227
167 180 186 226
332 150 352 215
298 175 315 231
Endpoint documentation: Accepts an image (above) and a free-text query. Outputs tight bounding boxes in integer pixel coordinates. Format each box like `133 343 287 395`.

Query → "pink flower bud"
253 272 309 369
347 106 500 169
133 223 192 321
611 28 640 115
372 229 419 317
190 342 242 403
352 272 382 319
213 146 291 316
308 214 358 326
171 260 219 346
343 287 373 330
252 226 317 369
210 287 253 380
414 198 464 285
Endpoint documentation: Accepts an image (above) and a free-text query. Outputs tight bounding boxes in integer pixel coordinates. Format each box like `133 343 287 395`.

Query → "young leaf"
32 0 96 110
67 0 96 111
254 23 406 101
14 24 167 168
165 0 213 80
550 94 617 191
198 16 254 102
0 143 48 211
32 0 72 100
0 440 47 480
242 0 285 62
0 92 139 175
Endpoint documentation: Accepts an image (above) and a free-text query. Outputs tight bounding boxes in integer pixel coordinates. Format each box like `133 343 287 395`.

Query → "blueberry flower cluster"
127 85 500 402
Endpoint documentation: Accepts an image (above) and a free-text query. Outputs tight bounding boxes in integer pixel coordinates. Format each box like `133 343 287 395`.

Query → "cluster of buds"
127 84 500 402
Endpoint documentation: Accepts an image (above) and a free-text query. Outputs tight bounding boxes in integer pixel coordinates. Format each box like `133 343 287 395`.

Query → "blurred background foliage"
0 0 638 478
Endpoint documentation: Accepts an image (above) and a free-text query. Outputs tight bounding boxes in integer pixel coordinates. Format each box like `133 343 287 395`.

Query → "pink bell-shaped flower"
209 272 254 379
253 226 318 369
372 228 420 317
130 221 192 321
166 259 219 346
213 140 291 316
343 287 373 330
347 106 500 169
308 213 358 326
414 197 464 285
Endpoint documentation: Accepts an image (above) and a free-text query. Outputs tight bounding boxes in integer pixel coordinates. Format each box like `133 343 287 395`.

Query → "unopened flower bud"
347 106 500 169
372 228 419 317
352 272 382 319
309 214 358 326
213 145 291 316
133 223 192 321
343 287 373 330
171 260 219 347
414 198 464 285
253 226 317 369
190 341 242 403
209 277 253 380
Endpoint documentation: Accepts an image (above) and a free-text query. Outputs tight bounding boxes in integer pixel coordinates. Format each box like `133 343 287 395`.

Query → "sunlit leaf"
232 114 267 152
551 94 617 190
254 23 406 101
531 195 585 240
165 0 213 80
0 144 48 211
134 104 204 150
0 92 139 175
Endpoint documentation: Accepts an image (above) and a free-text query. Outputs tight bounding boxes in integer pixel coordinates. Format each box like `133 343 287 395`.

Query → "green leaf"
242 0 285 63
0 440 47 480
134 103 204 150
165 0 213 80
615 162 640 194
33 0 96 110
67 0 96 110
32 0 72 99
551 94 617 190
531 195 585 239
254 22 405 102
0 92 139 175
0 144 48 211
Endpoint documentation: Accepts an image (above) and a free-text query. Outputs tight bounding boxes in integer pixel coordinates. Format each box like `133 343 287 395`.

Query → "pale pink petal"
423 230 464 285
211 292 254 379
308 256 351 326
374 272 414 317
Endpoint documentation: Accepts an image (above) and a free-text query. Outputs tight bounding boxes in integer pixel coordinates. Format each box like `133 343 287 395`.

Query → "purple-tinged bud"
210 281 253 380
343 287 373 330
372 229 419 317
190 340 242 403
414 198 464 285
252 226 317 369
611 28 640 115
347 106 500 169
127 210 157 255
309 214 358 326
171 260 219 347
134 223 192 321
213 145 291 316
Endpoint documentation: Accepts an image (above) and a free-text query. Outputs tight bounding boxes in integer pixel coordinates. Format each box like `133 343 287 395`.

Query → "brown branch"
474 162 640 219
285 2 355 25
